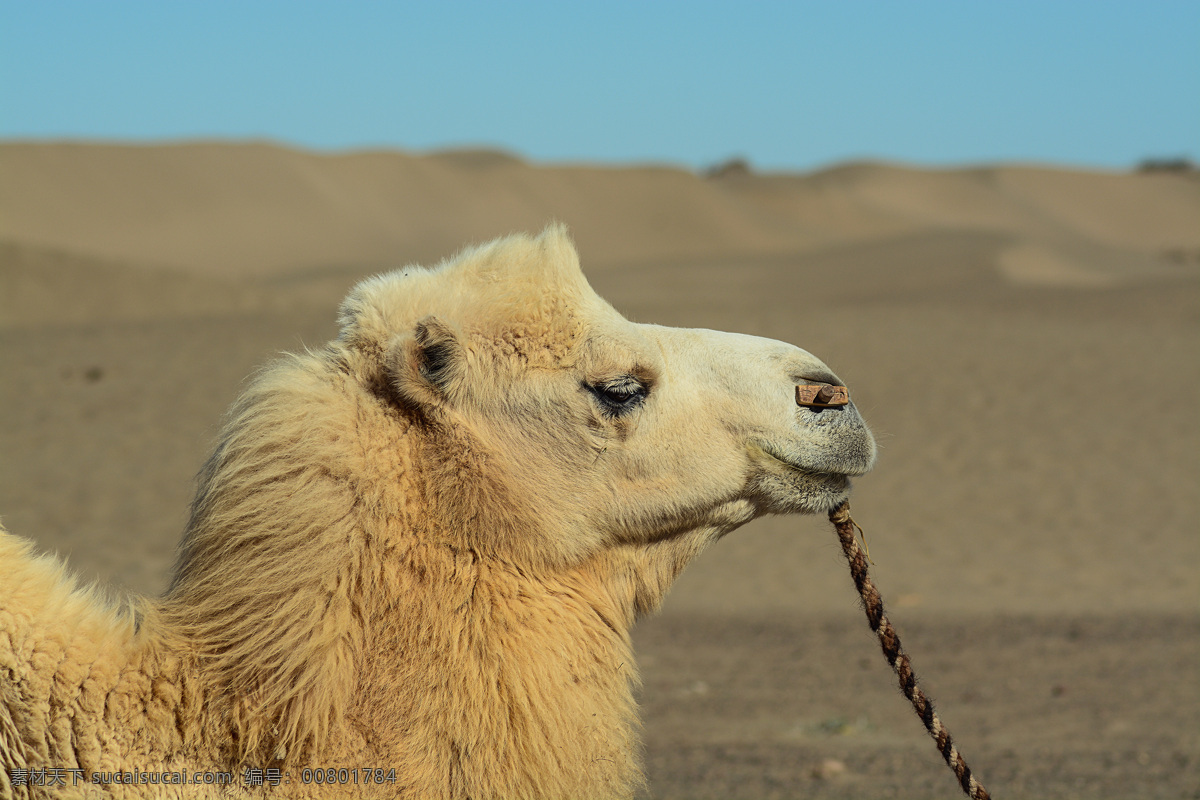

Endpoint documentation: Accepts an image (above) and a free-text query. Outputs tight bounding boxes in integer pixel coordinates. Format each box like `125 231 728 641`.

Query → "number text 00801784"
300 767 397 785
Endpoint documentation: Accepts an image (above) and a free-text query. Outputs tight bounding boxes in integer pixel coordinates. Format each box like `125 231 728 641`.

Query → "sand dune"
1 141 1197 798
2 142 1195 288
2 141 800 278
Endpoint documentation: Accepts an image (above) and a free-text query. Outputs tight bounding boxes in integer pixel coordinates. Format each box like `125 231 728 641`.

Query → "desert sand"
1 142 1197 798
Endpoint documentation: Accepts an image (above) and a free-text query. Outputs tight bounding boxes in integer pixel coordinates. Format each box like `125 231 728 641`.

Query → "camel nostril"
796 384 850 408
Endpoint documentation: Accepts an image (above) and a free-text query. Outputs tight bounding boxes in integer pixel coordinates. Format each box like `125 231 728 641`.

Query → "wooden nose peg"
796 384 850 408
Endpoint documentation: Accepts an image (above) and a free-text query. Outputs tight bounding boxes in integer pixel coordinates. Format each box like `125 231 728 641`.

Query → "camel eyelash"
586 377 649 417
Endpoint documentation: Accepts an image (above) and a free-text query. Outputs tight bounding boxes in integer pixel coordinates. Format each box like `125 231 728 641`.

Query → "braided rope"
829 501 990 800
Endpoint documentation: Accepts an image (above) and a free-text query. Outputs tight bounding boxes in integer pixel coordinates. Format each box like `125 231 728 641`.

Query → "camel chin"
746 451 848 514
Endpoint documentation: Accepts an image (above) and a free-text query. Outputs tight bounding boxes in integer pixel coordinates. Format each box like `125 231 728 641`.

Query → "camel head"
338 225 876 572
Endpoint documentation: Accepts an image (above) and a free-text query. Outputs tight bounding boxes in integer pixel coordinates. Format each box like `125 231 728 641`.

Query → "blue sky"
2 1 1197 171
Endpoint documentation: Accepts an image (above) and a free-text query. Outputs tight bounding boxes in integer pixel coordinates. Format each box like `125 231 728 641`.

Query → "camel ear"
386 315 467 408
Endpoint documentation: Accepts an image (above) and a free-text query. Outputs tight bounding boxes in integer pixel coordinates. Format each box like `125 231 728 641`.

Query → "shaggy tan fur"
1 225 874 799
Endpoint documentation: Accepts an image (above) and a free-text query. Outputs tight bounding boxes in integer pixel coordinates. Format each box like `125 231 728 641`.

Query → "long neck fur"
154 347 649 797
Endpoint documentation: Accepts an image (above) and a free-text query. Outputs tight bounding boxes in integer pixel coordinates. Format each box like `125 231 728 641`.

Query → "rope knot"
829 500 853 526
829 501 873 564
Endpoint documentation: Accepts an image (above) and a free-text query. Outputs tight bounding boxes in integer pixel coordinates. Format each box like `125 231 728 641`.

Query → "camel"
0 225 876 799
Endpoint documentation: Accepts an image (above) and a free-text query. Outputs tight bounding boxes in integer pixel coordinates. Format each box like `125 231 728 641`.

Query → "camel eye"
587 377 648 416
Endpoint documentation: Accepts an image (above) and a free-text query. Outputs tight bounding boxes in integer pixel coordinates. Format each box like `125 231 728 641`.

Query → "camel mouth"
750 442 859 484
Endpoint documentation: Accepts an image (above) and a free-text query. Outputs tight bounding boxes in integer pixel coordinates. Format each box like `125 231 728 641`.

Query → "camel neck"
342 545 643 798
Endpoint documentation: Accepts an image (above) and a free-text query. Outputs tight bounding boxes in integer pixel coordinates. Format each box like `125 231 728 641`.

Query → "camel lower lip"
757 445 847 482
